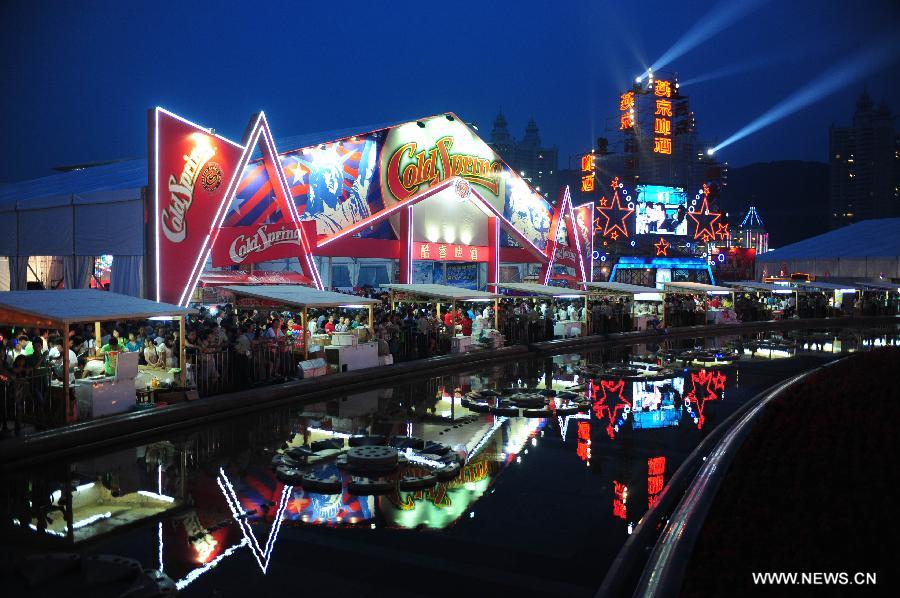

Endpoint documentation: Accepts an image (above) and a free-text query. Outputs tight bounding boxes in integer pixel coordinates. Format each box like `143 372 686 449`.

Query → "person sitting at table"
143 336 164 368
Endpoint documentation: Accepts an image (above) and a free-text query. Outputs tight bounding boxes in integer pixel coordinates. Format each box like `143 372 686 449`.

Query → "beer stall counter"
723 280 799 320
380 283 503 353
0 289 194 423
495 282 590 338
585 281 663 331
663 281 738 324
219 285 381 372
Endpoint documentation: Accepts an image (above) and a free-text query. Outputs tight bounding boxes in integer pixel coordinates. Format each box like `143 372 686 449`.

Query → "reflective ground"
3 327 897 597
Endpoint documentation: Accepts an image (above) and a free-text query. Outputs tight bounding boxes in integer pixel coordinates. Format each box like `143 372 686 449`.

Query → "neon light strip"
405 205 414 283
466 416 508 464
258 114 322 289
138 490 176 503
175 538 250 590
564 188 588 287
177 114 264 305
154 107 245 303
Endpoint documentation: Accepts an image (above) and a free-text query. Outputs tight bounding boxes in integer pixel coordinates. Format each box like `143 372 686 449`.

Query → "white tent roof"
380 283 499 301
663 281 733 294
0 289 194 326
222 285 380 308
796 281 861 292
586 281 660 295
723 281 796 293
495 282 589 297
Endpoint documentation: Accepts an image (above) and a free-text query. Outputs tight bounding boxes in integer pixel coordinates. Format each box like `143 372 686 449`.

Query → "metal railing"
1 369 56 434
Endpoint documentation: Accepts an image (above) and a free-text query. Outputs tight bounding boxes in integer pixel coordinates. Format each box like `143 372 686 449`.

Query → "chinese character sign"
581 153 596 192
620 91 635 130
652 80 673 156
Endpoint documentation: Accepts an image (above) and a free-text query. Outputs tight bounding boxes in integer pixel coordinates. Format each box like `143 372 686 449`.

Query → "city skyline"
1 0 898 183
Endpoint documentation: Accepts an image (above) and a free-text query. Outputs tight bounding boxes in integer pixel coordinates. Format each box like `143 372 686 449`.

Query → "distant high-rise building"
488 111 559 198
828 91 898 228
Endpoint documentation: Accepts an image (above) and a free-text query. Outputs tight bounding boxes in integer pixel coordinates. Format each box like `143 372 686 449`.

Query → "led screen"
635 185 688 235
631 377 684 429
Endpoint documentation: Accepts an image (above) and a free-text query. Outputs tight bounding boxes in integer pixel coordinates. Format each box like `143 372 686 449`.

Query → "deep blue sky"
2 0 898 182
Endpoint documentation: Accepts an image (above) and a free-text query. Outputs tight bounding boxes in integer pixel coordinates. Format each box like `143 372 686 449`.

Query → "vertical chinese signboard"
652 80 673 155
152 109 245 304
581 153 595 193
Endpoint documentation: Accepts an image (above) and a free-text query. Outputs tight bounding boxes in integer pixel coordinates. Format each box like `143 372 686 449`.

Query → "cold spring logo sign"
385 135 502 201
161 139 217 243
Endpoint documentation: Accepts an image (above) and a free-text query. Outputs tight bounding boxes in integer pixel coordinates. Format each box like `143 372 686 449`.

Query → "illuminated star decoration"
590 379 630 439
715 222 730 240
688 184 721 242
595 179 634 240
654 237 671 256
684 369 727 429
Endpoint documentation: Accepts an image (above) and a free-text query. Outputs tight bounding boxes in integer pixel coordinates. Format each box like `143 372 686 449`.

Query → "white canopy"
222 285 380 309
795 281 861 292
586 281 660 295
723 281 796 293
495 282 589 297
0 289 193 326
663 281 733 294
380 283 499 301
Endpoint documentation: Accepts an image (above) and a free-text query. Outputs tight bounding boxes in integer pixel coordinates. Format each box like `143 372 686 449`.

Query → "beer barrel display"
273 435 462 495
460 388 590 418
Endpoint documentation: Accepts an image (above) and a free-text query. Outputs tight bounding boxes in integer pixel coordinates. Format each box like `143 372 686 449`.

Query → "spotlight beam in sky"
678 45 816 87
711 35 900 154
637 0 770 81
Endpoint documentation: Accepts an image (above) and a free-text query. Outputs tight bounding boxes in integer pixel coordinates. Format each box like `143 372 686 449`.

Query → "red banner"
412 242 488 262
212 222 304 267
153 109 245 304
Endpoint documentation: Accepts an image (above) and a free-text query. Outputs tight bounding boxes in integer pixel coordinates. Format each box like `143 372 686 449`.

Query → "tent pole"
583 295 588 337
302 307 308 360
494 297 499 331
94 321 101 356
179 315 186 388
62 323 74 423
367 304 374 332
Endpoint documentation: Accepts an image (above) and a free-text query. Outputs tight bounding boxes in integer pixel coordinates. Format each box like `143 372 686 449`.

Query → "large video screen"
635 185 688 235
631 377 684 429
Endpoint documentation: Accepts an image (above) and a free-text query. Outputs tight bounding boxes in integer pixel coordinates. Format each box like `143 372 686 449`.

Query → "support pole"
302 307 309 360
94 321 101 356
367 304 374 332
390 289 395 312
179 315 186 388
493 297 499 331
583 295 589 337
62 323 74 423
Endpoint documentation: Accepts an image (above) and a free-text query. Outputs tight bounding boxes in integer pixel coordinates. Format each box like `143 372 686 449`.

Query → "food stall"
585 281 663 331
380 283 502 352
495 282 590 338
0 289 193 424
722 280 798 320
662 281 738 325
219 285 381 370
795 280 862 315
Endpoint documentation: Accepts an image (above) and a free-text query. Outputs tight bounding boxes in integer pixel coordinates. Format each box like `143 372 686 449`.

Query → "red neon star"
684 369 727 429
715 222 730 240
591 379 630 438
654 237 671 256
596 191 634 239
689 197 721 242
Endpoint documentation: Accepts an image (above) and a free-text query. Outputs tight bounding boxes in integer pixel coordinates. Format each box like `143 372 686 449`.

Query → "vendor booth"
218 285 381 369
0 289 193 424
723 281 798 320
495 282 590 337
586 281 663 331
663 281 738 325
380 283 502 352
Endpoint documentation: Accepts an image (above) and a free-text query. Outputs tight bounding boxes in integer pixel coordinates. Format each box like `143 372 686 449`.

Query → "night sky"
2 0 898 182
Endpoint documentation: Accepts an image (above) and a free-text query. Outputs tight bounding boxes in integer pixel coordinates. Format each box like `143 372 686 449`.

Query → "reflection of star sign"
596 192 633 238
655 237 670 256
688 198 721 241
684 369 727 429
591 379 630 439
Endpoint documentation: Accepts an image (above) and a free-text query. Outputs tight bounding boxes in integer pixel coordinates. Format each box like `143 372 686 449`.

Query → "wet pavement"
2 327 896 597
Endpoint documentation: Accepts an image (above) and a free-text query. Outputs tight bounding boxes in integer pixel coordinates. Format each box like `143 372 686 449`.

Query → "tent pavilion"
0 289 194 422
380 283 501 329
219 285 381 359
495 282 590 337
586 281 663 330
755 218 900 281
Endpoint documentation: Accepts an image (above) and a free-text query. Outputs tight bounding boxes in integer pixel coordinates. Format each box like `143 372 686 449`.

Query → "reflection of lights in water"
75 482 95 493
216 469 291 575
305 427 352 439
137 490 175 503
404 448 443 469
466 416 507 463
176 539 250 591
72 511 112 529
